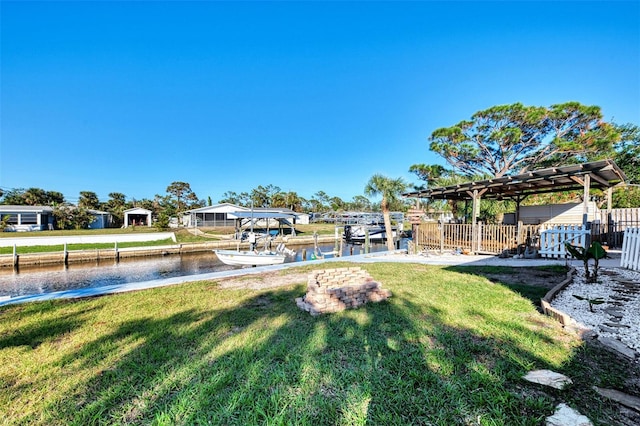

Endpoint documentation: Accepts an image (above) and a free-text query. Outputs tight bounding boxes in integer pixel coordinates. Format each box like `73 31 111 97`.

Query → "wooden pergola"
403 159 628 253
404 159 627 221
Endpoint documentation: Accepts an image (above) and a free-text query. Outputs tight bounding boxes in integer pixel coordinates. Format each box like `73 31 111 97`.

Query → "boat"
343 224 397 243
214 249 286 266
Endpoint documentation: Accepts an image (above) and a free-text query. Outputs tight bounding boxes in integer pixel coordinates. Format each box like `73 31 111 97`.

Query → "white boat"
214 249 286 266
343 224 397 243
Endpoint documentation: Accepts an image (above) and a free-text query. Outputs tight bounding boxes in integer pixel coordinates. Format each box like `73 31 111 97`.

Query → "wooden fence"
621 228 640 271
413 207 640 255
415 223 536 254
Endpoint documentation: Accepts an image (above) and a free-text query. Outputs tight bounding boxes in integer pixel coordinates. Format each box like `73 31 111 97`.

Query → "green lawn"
0 263 624 425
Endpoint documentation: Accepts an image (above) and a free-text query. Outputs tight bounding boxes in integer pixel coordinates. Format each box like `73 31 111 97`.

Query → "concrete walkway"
0 250 622 307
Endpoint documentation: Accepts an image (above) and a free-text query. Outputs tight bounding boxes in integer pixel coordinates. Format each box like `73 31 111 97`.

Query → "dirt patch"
478 267 568 289
215 271 309 290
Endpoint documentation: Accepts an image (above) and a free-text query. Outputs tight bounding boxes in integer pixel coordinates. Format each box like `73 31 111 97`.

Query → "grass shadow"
4 262 632 424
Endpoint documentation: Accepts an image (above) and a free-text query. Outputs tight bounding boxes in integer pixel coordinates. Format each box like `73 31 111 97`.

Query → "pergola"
403 159 628 227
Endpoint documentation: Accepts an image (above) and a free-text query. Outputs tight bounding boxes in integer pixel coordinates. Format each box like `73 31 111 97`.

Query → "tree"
408 164 447 187
0 188 26 205
364 174 407 251
51 205 94 229
283 191 303 212
219 191 241 205
329 196 346 211
249 184 281 208
349 195 371 211
2 187 66 206
166 181 198 213
310 191 330 212
23 188 47 205
104 192 129 227
78 191 101 209
429 102 618 178
613 123 640 184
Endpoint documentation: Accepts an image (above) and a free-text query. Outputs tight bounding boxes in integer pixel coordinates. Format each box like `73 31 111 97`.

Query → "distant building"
502 202 600 225
123 208 153 227
0 205 113 231
0 205 54 231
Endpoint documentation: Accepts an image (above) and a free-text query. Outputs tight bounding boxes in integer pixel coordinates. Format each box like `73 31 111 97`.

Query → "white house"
183 204 309 227
183 203 250 227
1 205 113 231
0 205 54 231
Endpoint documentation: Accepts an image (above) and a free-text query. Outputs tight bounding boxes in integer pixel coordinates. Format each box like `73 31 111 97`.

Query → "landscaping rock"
523 370 573 390
598 337 637 360
545 403 592 426
593 387 640 412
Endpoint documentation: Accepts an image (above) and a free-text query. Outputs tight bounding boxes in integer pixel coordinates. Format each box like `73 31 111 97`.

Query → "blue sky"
1 1 639 205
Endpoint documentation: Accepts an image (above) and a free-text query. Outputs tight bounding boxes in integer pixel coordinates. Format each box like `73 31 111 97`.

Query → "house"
87 209 113 229
183 203 250 227
183 204 309 228
0 205 113 231
0 205 54 231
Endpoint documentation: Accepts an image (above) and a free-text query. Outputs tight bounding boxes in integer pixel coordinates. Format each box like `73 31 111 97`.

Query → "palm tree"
364 174 407 251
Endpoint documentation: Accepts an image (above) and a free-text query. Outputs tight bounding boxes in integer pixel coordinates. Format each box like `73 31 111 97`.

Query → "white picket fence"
621 228 640 271
539 225 590 258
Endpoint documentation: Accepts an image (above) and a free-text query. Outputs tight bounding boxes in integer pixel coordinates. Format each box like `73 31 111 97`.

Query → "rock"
599 325 619 333
598 337 637 360
523 370 573 390
593 387 640 412
546 403 592 426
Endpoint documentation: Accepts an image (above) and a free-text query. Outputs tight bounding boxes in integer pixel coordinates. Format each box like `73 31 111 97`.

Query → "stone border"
540 267 581 329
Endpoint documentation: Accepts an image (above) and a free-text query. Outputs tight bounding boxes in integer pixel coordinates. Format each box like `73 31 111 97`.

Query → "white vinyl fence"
621 228 640 271
539 225 590 258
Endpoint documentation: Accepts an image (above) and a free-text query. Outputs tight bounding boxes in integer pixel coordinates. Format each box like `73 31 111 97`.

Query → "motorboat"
214 249 286 266
343 224 397 243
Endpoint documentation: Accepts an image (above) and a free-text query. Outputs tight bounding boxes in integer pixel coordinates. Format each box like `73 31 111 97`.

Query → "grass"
0 263 629 425
0 239 178 255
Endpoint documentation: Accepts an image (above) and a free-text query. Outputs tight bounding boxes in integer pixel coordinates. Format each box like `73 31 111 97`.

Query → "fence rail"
621 228 640 271
414 221 634 256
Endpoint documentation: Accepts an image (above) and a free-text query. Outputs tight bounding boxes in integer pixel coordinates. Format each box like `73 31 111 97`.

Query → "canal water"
0 241 393 298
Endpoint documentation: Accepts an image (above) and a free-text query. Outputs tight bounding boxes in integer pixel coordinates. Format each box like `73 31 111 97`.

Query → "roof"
185 203 248 213
0 205 54 213
228 211 297 219
403 159 628 201
124 207 152 214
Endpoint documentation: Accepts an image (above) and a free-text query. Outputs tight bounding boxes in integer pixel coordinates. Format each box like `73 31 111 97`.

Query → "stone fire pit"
296 267 391 316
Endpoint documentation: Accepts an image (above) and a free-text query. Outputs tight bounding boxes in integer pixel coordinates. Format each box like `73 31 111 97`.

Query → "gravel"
551 266 640 353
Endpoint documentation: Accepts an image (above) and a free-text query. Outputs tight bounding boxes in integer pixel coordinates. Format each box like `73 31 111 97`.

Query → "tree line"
1 101 638 229
0 182 408 230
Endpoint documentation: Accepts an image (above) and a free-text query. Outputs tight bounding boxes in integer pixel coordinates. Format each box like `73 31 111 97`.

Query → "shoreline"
0 234 339 268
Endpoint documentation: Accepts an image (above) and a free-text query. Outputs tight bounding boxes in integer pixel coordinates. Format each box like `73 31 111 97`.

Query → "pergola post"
467 189 486 254
583 173 591 227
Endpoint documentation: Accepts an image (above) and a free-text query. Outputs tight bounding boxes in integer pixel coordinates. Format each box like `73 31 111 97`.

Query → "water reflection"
0 242 391 298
